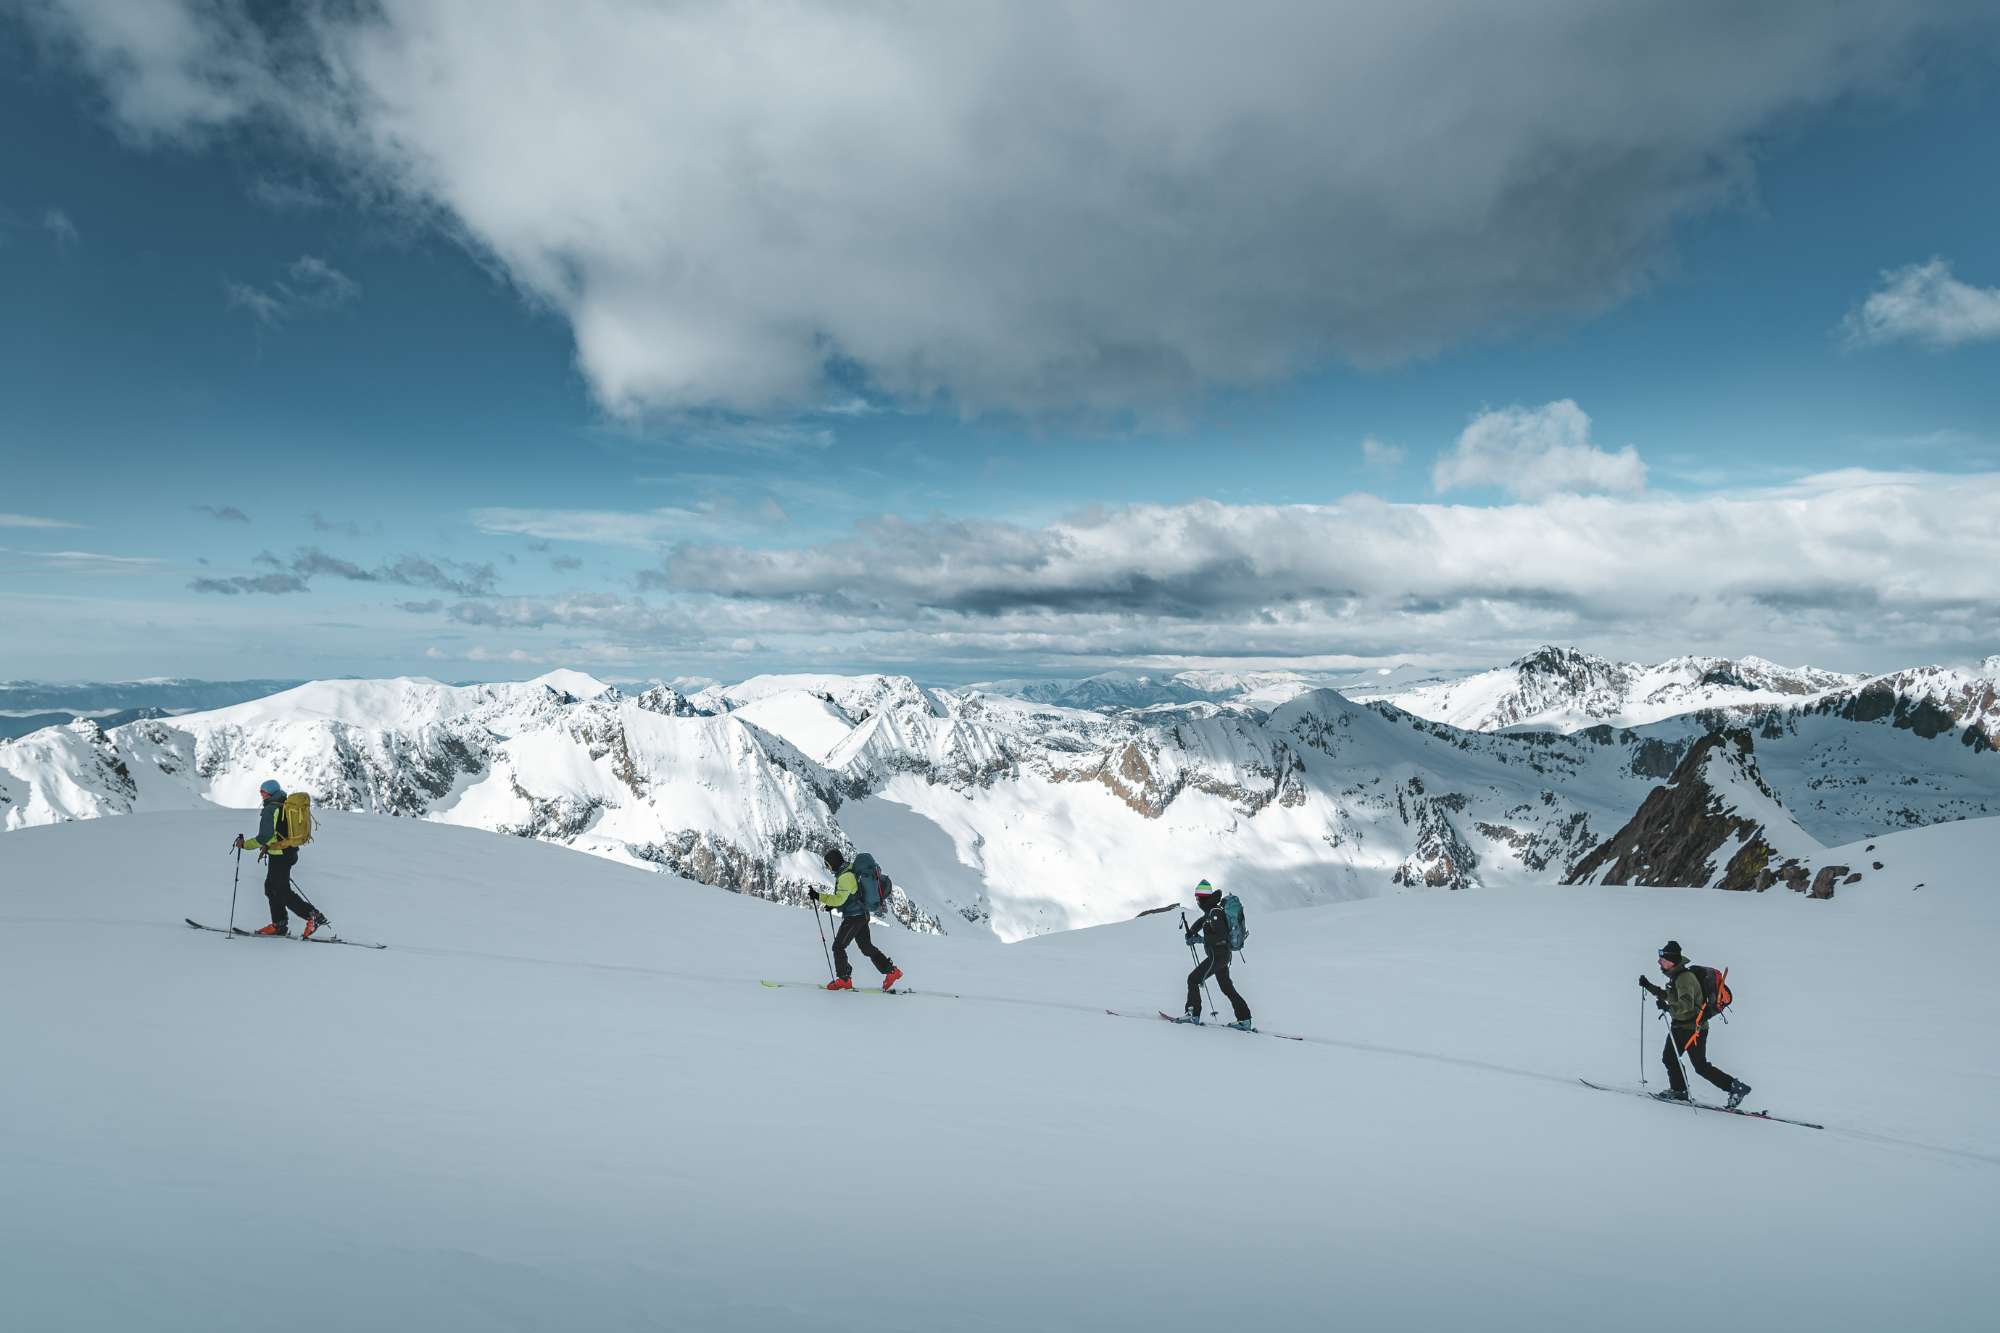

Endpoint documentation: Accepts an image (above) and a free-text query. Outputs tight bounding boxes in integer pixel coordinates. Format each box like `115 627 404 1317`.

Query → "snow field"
1 810 1995 1331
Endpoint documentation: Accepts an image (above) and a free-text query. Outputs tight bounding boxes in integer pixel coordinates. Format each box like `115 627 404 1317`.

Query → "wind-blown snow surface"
2 812 1994 1331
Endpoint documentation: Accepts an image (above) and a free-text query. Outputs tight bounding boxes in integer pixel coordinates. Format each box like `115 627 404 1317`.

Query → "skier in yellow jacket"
817 848 901 991
232 779 330 938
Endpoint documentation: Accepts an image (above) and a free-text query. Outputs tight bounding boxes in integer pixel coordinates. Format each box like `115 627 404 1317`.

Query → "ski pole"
1638 990 1647 1089
227 845 242 933
813 895 834 981
1665 1022 1695 1109
1180 913 1218 1018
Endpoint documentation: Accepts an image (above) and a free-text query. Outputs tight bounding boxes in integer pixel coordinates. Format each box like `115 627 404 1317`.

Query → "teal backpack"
1222 894 1249 950
850 852 894 915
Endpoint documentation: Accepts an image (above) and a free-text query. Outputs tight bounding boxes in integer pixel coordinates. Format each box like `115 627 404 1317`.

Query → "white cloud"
0 514 83 529
1843 257 2000 349
42 209 80 251
472 506 713 549
28 0 271 137
1432 400 1646 498
223 279 286 325
473 480 806 548
425 644 550 665
284 255 359 308
224 255 359 326
0 547 162 575
626 469 2000 668
1360 437 1405 470
29 0 1992 418
410 469 2000 674
247 177 326 211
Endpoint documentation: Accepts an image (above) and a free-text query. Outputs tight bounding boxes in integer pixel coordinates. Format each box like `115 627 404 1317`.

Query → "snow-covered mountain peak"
525 668 617 700
703 673 945 725
1266 686 1373 733
1512 643 1616 674
632 683 708 717
195 676 465 729
1381 646 1860 734
729 689 859 761
1567 730 1823 891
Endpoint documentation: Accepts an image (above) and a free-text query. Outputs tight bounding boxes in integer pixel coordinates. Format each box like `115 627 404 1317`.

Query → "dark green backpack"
851 852 893 915
1221 894 1249 950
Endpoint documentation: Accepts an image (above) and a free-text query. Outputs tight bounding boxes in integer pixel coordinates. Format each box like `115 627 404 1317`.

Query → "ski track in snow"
12 907 1999 1170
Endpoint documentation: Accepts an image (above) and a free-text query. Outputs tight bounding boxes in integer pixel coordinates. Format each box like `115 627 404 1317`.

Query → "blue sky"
4 2 1998 684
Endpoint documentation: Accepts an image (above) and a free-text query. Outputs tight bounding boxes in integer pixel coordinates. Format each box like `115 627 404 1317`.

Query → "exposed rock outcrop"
1565 731 1819 890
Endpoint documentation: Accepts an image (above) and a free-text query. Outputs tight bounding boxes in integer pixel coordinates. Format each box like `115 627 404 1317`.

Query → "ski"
758 979 950 998
1102 1008 1304 1041
184 918 386 950
1578 1079 1822 1129
233 926 386 950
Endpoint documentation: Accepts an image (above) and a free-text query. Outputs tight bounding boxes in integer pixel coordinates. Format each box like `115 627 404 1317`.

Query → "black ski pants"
1187 946 1251 1022
262 850 318 930
832 914 893 980
1664 1026 1737 1095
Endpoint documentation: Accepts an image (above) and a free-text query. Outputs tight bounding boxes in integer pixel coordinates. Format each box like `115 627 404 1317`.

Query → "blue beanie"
258 779 284 799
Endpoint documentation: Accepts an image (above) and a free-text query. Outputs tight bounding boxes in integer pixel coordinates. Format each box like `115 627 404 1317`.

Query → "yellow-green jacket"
816 870 864 919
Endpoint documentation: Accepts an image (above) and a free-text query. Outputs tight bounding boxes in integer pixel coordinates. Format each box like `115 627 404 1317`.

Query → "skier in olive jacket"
232 779 329 938
816 848 901 992
1639 939 1750 1108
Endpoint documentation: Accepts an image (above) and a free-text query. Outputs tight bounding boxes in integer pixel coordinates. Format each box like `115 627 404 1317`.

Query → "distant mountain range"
0 678 305 715
0 707 172 742
3 650 1994 939
968 647 1892 731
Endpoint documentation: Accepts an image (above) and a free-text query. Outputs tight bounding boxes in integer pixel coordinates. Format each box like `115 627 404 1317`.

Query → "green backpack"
1221 894 1249 950
850 852 893 915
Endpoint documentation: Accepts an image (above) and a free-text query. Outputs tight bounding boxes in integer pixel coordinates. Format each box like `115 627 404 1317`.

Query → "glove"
232 834 245 849
1654 998 1668 1013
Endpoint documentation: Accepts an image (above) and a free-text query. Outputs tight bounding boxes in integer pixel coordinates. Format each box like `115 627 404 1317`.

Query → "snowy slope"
1 811 1993 1331
727 689 859 761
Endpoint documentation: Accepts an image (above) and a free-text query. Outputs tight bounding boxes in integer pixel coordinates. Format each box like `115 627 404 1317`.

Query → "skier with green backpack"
1178 880 1252 1029
816 848 903 991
